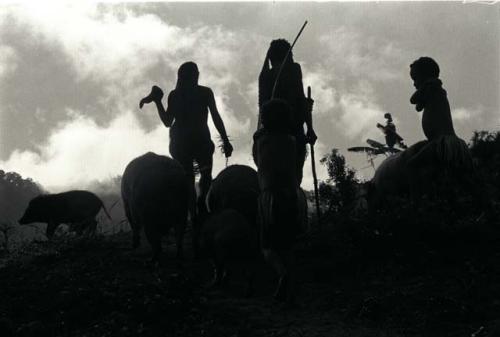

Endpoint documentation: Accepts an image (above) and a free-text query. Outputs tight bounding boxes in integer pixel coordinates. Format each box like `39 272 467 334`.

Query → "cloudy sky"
0 2 498 192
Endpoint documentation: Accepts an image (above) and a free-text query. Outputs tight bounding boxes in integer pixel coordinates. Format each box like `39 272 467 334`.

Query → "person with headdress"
407 57 472 171
140 61 233 253
253 99 307 303
257 39 316 186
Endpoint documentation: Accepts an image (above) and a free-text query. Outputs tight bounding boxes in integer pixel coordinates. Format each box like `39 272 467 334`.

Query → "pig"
368 140 432 210
202 165 261 296
121 152 188 262
19 190 111 238
205 164 259 225
201 209 260 297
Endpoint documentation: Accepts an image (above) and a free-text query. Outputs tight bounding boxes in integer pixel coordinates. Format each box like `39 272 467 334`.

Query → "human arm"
139 86 175 127
296 64 317 145
207 88 233 157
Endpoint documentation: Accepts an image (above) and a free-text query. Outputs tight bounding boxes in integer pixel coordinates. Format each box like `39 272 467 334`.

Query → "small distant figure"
253 99 307 303
258 39 317 185
408 57 472 170
376 113 407 150
19 190 111 238
140 62 233 255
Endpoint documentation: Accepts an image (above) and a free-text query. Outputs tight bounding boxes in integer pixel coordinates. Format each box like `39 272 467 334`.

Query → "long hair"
268 39 294 68
176 61 199 89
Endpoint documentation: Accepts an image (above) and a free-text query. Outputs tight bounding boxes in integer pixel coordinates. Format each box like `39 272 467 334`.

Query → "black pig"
121 152 188 262
19 190 111 238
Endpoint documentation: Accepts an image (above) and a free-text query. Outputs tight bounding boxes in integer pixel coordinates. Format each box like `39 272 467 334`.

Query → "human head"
176 61 199 88
261 99 293 133
268 39 293 68
384 113 392 122
410 57 440 88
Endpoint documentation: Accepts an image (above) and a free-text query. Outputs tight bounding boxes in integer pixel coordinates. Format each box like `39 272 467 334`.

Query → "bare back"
255 133 298 191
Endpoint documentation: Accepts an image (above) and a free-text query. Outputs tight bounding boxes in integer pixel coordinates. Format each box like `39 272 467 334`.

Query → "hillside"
1 212 500 337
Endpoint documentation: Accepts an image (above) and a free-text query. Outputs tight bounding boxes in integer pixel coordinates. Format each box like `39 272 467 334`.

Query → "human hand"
306 129 317 146
139 85 164 109
305 97 314 113
223 140 233 158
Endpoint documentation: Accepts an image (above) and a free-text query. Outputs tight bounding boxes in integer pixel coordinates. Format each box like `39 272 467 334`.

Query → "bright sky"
0 2 498 191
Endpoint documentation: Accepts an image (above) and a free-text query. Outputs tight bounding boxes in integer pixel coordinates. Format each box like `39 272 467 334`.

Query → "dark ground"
1 207 500 337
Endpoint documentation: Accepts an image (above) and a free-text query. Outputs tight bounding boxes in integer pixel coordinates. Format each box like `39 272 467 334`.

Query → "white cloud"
0 107 260 193
1 3 259 131
0 2 263 189
0 110 169 191
338 88 384 141
452 107 483 122
303 64 385 140
303 68 337 116
319 27 406 82
0 45 16 78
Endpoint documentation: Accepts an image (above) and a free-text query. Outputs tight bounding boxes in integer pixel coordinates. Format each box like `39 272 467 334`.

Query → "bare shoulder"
168 89 178 99
292 62 302 73
198 85 213 95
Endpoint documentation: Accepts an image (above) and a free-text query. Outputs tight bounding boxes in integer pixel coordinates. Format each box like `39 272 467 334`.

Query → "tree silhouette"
0 170 44 223
319 149 359 215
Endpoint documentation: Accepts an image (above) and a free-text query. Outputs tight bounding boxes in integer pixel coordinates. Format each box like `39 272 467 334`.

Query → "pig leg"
209 243 226 287
86 218 98 236
263 248 291 302
145 223 162 262
124 202 140 249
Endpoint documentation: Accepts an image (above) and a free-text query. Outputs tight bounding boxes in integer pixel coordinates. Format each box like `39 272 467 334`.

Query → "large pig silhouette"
121 152 188 261
205 164 259 224
202 165 261 296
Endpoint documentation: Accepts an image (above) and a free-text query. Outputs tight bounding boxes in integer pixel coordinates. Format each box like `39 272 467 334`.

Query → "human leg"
296 140 307 186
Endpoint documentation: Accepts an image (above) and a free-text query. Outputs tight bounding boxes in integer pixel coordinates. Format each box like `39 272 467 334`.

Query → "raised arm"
160 92 176 127
258 50 272 108
207 88 233 157
139 85 175 127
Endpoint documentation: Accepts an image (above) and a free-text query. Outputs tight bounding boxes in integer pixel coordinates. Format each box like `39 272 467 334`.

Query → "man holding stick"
257 38 317 186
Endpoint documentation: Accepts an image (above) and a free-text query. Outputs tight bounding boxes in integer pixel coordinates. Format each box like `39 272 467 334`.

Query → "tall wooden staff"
271 21 308 99
308 86 321 224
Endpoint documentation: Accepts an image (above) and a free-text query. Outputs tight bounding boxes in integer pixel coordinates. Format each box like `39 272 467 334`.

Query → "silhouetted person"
253 99 306 303
376 113 406 150
258 39 316 185
407 57 472 170
140 62 233 254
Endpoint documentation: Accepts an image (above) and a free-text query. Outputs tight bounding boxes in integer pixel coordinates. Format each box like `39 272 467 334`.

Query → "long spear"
271 20 308 99
308 86 321 225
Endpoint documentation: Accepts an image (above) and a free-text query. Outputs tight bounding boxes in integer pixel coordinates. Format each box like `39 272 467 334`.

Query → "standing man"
140 61 233 254
258 39 317 185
